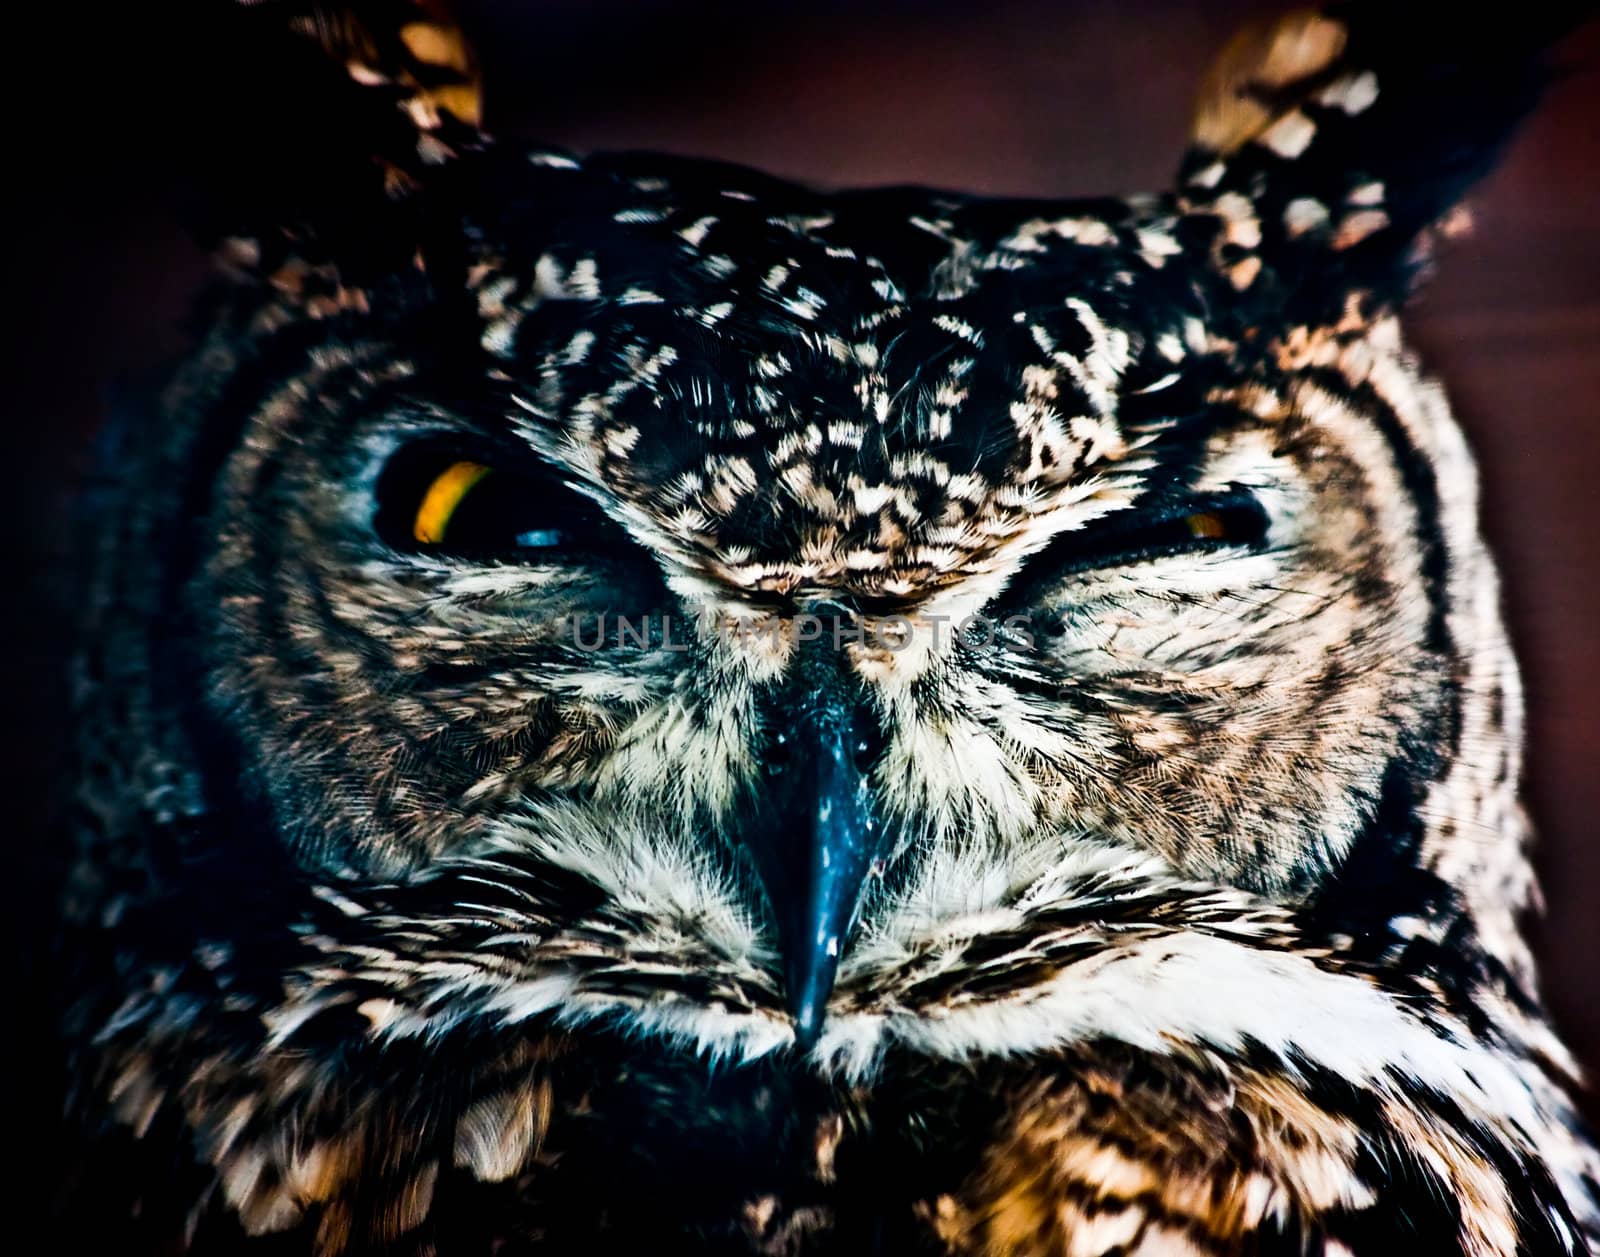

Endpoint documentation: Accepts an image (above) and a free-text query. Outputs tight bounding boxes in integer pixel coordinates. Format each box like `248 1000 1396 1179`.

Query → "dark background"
12 1 1596 1102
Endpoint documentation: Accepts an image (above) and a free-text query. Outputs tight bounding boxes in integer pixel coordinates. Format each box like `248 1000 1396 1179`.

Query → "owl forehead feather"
226 0 1562 581
467 151 1222 576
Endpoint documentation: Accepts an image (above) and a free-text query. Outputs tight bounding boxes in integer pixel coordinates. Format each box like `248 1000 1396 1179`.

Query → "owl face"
64 8 1600 1248
194 146 1463 1036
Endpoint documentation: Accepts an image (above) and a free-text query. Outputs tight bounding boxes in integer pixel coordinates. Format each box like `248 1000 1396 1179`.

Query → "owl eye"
374 441 637 561
1017 489 1269 584
411 460 492 544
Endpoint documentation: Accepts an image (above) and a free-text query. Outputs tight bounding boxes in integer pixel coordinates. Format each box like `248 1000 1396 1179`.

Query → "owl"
52 1 1600 1253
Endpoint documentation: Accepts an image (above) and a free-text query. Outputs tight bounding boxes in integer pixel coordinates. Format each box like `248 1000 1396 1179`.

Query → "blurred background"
12 1 1597 1097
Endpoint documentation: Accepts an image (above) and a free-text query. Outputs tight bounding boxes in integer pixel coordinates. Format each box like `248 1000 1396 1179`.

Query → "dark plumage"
53 3 1600 1252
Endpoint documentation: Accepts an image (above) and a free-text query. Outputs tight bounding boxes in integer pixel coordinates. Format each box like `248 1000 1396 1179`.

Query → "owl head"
111 1 1568 1056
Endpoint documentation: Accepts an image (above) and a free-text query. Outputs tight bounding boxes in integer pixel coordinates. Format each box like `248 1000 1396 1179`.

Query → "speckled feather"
55 2 1600 1253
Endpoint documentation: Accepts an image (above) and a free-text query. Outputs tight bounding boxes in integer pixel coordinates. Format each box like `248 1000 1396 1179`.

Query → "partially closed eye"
1010 489 1269 591
411 460 491 544
374 441 642 561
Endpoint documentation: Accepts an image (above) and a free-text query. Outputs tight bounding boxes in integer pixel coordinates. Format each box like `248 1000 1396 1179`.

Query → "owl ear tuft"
1179 1 1587 313
188 2 485 287
1191 9 1350 159
272 0 482 136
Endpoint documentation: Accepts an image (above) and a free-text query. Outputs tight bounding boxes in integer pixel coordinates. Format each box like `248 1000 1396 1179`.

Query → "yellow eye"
412 460 492 544
1184 511 1229 540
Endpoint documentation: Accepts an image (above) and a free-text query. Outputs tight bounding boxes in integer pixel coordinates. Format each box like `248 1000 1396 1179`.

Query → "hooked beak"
748 632 888 1050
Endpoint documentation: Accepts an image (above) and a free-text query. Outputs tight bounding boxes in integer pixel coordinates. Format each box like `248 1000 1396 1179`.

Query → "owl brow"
1116 403 1255 497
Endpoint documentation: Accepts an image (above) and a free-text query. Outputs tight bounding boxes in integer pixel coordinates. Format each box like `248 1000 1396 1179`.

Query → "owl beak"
752 637 887 1052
